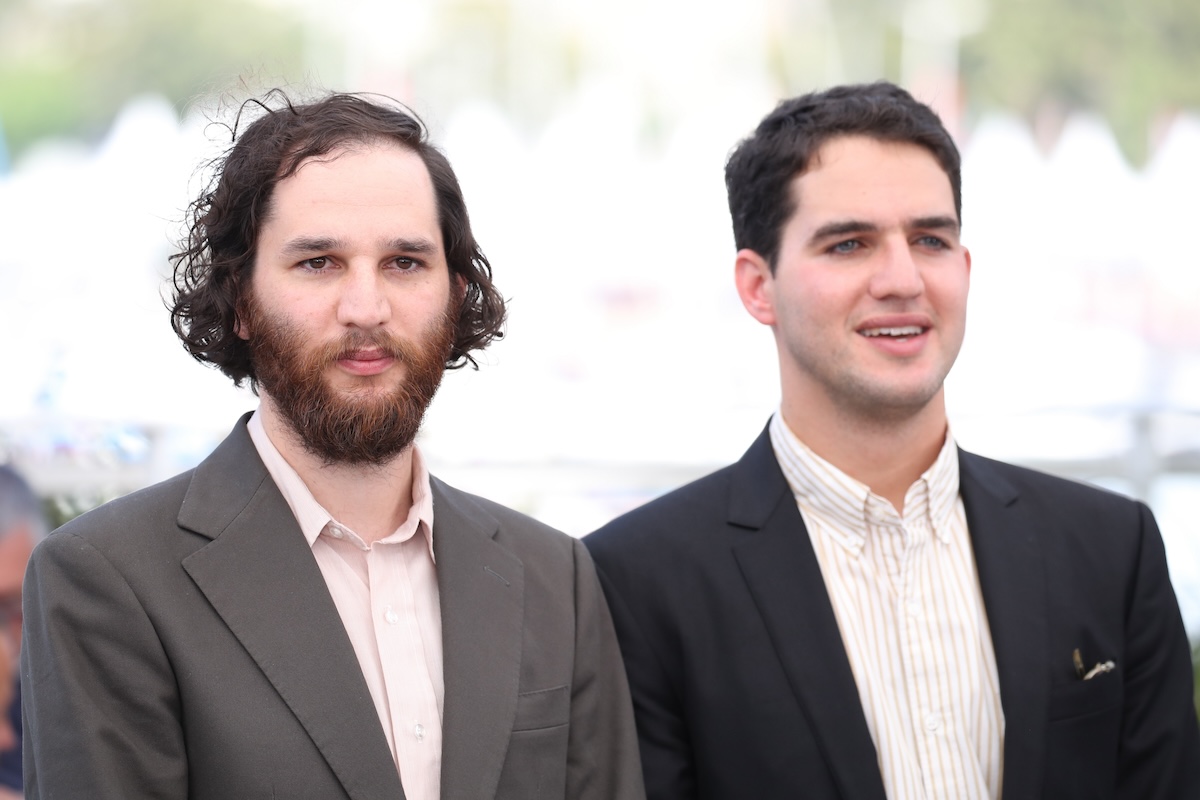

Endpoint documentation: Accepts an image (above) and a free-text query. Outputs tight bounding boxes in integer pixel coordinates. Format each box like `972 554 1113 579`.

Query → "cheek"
926 270 970 317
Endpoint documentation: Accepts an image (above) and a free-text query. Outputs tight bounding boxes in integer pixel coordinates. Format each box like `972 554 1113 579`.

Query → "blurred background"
0 0 1197 694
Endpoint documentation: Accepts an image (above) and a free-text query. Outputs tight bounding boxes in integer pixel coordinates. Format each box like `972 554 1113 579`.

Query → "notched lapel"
180 422 405 800
959 451 1049 800
729 430 887 800
432 479 525 800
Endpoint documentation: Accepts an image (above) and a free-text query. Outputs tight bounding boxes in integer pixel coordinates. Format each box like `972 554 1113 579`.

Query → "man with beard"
21 92 644 800
585 82 1200 799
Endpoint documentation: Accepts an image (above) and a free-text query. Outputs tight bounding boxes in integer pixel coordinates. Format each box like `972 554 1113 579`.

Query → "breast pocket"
1048 668 1122 721
512 684 570 732
1044 670 1122 798
496 685 572 798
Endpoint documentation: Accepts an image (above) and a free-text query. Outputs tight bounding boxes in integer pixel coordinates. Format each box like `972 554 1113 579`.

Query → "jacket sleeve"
21 531 187 799
1114 502 1200 798
587 554 696 800
565 539 647 800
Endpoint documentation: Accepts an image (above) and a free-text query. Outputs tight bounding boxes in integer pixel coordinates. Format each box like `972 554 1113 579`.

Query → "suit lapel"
729 430 888 800
958 451 1049 799
178 419 405 800
432 478 525 800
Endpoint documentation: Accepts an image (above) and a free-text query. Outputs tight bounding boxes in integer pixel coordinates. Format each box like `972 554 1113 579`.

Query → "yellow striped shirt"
769 413 1004 800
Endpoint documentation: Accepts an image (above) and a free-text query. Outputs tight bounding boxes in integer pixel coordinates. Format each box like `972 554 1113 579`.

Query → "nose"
336 265 391 328
868 239 924 300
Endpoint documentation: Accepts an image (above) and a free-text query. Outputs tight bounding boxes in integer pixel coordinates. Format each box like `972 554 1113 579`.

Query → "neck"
259 398 416 544
779 390 948 514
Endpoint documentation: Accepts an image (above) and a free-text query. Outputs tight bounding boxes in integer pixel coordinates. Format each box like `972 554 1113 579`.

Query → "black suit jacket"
585 426 1200 799
22 417 645 800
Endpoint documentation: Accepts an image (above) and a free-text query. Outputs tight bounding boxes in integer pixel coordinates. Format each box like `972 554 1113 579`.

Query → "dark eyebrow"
280 236 344 257
809 220 878 245
279 236 441 257
910 215 960 234
384 237 439 255
808 215 960 247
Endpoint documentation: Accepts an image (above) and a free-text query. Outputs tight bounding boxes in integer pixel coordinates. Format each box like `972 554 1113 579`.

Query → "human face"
244 142 457 464
736 135 970 424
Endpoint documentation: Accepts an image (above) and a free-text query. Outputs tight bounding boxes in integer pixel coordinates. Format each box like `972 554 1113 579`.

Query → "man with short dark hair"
586 82 1200 799
22 91 644 800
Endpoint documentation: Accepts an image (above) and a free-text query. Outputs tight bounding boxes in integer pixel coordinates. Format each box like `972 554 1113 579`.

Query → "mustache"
314 330 415 365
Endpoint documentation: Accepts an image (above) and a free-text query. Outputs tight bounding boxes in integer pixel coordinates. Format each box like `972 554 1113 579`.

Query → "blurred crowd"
0 466 46 799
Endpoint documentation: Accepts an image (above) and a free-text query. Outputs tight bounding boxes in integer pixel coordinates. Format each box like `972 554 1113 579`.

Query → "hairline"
767 131 961 273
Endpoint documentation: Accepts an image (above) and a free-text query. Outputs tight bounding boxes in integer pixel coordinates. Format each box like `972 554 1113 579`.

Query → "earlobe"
734 249 778 326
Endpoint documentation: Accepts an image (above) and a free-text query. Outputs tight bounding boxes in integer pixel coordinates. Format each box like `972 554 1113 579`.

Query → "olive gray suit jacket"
21 417 645 800
585 425 1200 800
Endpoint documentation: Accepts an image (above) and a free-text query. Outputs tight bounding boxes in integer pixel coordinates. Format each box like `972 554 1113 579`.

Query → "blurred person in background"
20 91 643 800
586 82 1200 799
0 465 45 800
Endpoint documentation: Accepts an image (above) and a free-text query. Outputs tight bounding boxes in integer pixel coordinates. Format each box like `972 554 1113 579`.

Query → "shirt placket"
903 511 966 800
868 502 925 800
368 542 441 800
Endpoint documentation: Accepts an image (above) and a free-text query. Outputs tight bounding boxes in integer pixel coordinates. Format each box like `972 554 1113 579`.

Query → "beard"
244 295 457 467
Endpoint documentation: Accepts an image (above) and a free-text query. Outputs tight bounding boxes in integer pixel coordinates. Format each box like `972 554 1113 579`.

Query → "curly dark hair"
725 81 962 271
169 89 506 386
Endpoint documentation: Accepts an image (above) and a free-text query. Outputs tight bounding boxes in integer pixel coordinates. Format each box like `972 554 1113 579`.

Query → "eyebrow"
808 214 960 245
280 236 441 257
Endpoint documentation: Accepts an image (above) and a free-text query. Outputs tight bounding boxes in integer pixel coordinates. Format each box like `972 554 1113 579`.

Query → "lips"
340 348 390 362
337 348 397 376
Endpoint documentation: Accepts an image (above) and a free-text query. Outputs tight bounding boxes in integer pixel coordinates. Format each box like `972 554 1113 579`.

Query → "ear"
233 293 252 341
734 249 778 326
234 310 250 341
963 245 972 282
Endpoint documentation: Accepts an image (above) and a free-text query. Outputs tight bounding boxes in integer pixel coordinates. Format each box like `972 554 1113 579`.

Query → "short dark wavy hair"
725 81 962 271
170 90 506 386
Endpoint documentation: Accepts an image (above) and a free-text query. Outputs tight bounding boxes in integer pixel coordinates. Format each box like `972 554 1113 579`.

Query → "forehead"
266 142 440 234
788 135 955 225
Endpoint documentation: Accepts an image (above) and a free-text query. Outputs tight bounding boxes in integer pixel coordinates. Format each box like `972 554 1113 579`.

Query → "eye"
390 256 421 271
299 256 330 270
915 235 949 250
829 239 861 255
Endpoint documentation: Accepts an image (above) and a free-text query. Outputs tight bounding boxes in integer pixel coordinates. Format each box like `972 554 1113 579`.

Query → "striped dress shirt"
769 414 1004 800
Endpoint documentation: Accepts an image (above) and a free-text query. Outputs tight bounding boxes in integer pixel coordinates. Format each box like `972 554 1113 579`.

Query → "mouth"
858 325 927 341
336 348 397 376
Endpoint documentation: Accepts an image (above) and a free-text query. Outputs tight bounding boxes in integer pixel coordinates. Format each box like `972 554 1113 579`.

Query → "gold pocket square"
1072 647 1116 680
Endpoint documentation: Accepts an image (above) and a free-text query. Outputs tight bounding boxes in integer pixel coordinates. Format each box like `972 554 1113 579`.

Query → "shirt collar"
246 409 436 561
768 411 961 550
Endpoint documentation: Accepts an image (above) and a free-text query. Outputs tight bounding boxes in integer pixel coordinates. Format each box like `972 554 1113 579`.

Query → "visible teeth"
862 326 923 337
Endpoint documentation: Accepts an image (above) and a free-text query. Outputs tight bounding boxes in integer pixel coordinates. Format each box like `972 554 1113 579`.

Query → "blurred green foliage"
1 0 1199 168
0 0 313 157
960 0 1200 165
42 494 95 531
767 0 1200 166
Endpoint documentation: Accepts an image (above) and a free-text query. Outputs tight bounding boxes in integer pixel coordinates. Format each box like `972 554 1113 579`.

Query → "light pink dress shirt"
248 411 444 800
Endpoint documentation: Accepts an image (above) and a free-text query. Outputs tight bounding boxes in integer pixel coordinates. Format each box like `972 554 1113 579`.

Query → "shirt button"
383 606 399 625
413 723 425 742
924 713 941 732
329 527 344 539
